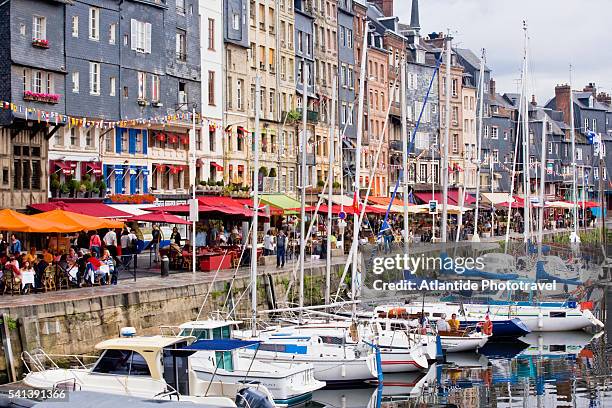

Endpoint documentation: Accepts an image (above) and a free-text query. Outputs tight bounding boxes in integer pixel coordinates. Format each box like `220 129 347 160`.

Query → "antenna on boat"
472 48 486 243
251 74 261 337
569 65 581 244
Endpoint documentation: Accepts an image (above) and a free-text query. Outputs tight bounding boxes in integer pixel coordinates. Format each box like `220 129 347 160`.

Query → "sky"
395 0 612 103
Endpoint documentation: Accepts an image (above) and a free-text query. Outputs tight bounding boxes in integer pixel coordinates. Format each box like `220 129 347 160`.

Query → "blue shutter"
114 166 123 194
128 129 137 154
142 130 148 155
103 165 110 188
143 167 149 193
115 128 122 154
130 167 137 194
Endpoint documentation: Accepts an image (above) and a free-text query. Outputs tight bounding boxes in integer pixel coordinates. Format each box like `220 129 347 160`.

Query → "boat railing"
21 348 98 374
159 325 181 336
153 384 181 401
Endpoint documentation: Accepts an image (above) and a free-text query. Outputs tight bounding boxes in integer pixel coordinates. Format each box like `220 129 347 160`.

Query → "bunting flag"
352 191 360 213
0 99 223 130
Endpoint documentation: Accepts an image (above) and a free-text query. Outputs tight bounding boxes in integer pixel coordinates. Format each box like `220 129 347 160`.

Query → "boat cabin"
178 320 242 372
93 335 195 396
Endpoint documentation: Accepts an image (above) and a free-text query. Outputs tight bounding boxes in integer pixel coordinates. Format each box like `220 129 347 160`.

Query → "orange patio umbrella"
31 209 124 232
0 209 75 233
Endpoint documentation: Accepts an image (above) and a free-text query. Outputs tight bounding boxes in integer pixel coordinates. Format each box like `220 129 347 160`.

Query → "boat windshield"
178 325 231 340
92 349 151 376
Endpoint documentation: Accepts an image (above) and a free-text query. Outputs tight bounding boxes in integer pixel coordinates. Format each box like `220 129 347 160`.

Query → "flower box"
137 99 148 106
152 101 163 107
32 38 49 48
23 91 60 104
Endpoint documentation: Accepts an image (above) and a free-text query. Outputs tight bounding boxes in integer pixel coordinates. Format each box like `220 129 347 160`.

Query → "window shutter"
145 23 151 53
142 130 148 154
115 128 122 153
130 168 137 194
142 167 148 193
128 129 137 154
114 166 123 193
130 19 137 50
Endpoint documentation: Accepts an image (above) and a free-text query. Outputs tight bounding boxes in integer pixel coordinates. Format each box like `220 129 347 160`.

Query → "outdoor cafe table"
21 270 35 288
197 251 232 272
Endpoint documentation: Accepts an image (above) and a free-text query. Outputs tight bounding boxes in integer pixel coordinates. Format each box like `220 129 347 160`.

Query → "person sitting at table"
9 234 22 256
19 260 35 294
448 313 461 332
42 248 54 265
170 227 182 246
66 247 78 264
25 247 37 265
5 257 20 287
84 255 104 285
195 227 207 248
101 249 116 285
230 225 241 245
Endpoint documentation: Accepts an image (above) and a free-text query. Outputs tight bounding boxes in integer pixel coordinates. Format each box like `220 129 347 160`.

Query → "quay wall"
0 263 340 381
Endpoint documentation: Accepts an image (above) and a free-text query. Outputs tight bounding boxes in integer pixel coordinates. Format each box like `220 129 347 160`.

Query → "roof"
29 202 132 218
259 194 302 212
179 320 242 330
95 335 190 351
455 48 491 72
177 339 260 352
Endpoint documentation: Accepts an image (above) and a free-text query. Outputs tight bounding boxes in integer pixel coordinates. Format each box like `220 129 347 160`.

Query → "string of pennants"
0 100 223 130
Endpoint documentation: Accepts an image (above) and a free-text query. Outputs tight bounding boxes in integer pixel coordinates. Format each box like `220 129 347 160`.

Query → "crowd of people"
0 228 142 295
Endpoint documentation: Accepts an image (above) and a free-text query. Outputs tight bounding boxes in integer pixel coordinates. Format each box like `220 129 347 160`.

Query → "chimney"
370 0 394 17
531 94 537 106
583 82 596 97
489 79 496 97
596 92 611 106
555 84 571 125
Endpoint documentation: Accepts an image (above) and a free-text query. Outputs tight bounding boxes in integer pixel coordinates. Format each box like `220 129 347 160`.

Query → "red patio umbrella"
128 210 191 225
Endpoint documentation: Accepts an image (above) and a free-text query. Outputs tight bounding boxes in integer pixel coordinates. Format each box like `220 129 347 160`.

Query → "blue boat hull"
459 317 530 338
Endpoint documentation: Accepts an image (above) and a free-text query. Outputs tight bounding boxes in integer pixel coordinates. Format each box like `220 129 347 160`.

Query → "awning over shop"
29 202 132 218
413 191 453 204
210 162 223 171
32 209 124 231
0 209 75 233
411 204 467 215
128 211 191 225
259 194 304 215
447 189 476 205
481 192 513 205
52 161 76 175
86 162 103 175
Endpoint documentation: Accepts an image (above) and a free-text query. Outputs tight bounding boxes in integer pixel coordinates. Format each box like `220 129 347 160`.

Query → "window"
131 19 151 53
548 142 553 154
484 126 489 138
70 128 78 146
32 16 46 42
178 82 187 107
137 72 146 100
92 350 151 376
232 13 240 30
71 16 79 37
584 118 589 131
151 75 160 102
176 30 186 61
208 71 215 106
592 118 597 131
492 149 499 163
208 18 215 50
72 72 79 93
85 128 94 147
236 79 243 110
176 0 186 14
123 86 128 98
452 134 458 153
89 7 99 40
576 148 582 161
341 103 347 125
419 163 427 183
491 126 498 139
451 79 458 97
89 62 100 95
109 24 116 44
209 129 216 152
110 76 116 96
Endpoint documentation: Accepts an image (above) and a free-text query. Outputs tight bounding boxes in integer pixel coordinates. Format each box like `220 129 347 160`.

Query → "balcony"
298 152 316 166
282 109 319 124
296 108 319 123
389 140 402 151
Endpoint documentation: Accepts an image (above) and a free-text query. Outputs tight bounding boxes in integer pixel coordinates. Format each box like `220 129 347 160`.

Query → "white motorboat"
22 331 277 408
274 320 429 373
234 326 379 385
176 320 325 406
518 330 602 358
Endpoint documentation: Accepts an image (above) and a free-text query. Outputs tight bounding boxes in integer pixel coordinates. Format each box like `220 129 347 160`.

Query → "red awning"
156 132 166 142
447 189 476 205
414 192 454 205
142 196 267 219
169 165 182 174
237 126 247 134
211 162 223 171
29 202 132 218
238 165 245 171
180 135 189 145
168 134 179 144
87 162 102 175
155 164 167 173
196 158 203 167
54 161 74 175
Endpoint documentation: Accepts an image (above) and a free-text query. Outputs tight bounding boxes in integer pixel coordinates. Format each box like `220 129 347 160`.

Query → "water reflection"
307 330 611 408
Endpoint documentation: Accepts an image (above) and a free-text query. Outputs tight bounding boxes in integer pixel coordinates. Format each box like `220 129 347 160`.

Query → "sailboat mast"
299 60 308 322
569 66 580 243
251 75 261 337
441 37 452 242
352 22 369 317
473 49 486 242
537 114 548 255
522 22 531 244
326 75 337 307
400 58 409 253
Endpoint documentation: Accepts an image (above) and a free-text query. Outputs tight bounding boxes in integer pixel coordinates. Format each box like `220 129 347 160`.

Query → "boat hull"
440 334 488 352
460 317 530 338
379 347 428 373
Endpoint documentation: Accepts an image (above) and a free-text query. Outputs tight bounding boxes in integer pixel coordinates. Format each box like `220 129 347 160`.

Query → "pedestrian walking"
276 230 286 268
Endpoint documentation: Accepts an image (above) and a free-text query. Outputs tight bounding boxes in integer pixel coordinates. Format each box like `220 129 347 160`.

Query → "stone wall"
0 262 340 382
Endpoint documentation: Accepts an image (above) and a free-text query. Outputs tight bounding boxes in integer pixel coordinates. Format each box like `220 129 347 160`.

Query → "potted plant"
50 174 60 198
60 182 69 197
67 179 80 198
332 181 341 192
317 179 325 189
82 180 93 197
268 168 277 178
216 180 223 187
284 109 301 124
96 180 107 197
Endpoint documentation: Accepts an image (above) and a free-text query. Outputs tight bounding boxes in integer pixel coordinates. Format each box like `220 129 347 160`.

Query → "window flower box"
32 38 49 48
23 91 60 104
152 101 163 107
137 98 148 106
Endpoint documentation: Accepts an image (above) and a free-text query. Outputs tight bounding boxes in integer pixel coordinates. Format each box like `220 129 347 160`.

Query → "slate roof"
455 48 491 72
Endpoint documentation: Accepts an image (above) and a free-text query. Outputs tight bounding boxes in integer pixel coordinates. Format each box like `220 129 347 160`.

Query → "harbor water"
305 287 611 408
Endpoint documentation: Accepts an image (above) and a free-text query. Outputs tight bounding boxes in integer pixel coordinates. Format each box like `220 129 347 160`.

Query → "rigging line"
221 219 254 312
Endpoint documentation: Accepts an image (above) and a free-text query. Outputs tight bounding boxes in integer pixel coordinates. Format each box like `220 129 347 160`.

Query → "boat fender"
341 364 346 377
537 312 543 329
236 387 275 408
580 301 593 311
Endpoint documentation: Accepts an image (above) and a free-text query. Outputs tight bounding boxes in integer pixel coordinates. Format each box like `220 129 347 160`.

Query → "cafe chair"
43 265 57 292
